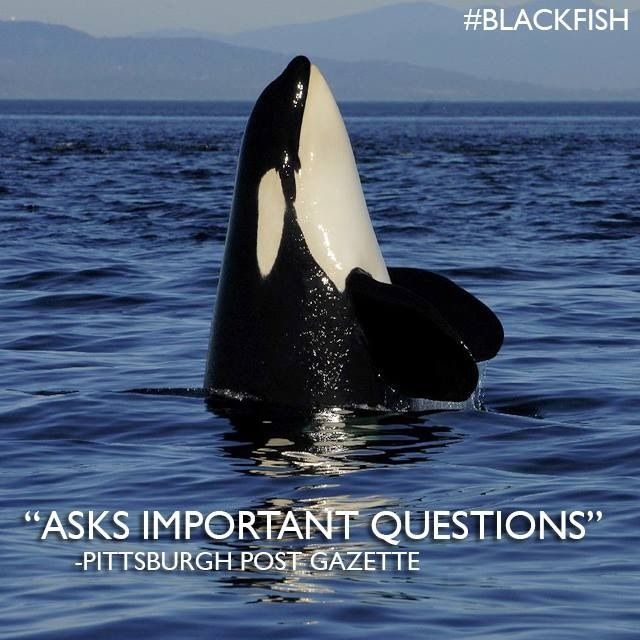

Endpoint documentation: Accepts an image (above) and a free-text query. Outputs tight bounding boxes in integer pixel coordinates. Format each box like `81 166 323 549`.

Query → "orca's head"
230 55 389 292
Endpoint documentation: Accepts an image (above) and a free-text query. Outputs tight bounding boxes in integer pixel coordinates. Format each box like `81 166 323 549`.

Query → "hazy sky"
0 0 636 35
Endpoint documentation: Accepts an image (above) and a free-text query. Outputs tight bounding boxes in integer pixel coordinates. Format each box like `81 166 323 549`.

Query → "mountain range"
1 1 638 101
225 1 640 91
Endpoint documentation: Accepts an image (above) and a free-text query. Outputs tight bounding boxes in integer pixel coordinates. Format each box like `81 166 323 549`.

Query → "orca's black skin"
204 56 503 410
204 57 390 408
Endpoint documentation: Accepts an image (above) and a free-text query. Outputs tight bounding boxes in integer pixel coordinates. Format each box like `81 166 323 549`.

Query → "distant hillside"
0 20 637 100
228 1 640 91
133 28 224 40
0 21 288 100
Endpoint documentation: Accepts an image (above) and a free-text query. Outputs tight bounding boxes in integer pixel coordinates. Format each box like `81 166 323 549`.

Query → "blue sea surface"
1 101 639 639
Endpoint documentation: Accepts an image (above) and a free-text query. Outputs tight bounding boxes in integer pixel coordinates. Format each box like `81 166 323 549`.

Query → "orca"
204 56 503 410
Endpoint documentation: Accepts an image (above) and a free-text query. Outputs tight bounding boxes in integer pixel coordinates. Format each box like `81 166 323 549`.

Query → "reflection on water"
212 402 460 477
205 403 461 601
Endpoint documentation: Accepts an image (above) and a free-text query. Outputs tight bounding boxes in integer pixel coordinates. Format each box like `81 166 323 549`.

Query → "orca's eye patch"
256 169 286 277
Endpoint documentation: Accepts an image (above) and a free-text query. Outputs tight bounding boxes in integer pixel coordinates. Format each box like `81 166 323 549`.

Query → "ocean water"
1 100 639 639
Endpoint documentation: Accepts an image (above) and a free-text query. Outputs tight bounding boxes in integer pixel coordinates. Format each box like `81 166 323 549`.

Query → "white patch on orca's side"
295 65 390 291
256 168 286 277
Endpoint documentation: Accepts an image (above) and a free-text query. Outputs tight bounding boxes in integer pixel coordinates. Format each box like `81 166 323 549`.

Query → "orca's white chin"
295 65 390 291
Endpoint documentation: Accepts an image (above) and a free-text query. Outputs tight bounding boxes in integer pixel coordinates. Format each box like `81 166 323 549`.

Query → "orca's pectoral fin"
388 267 504 362
346 269 479 402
